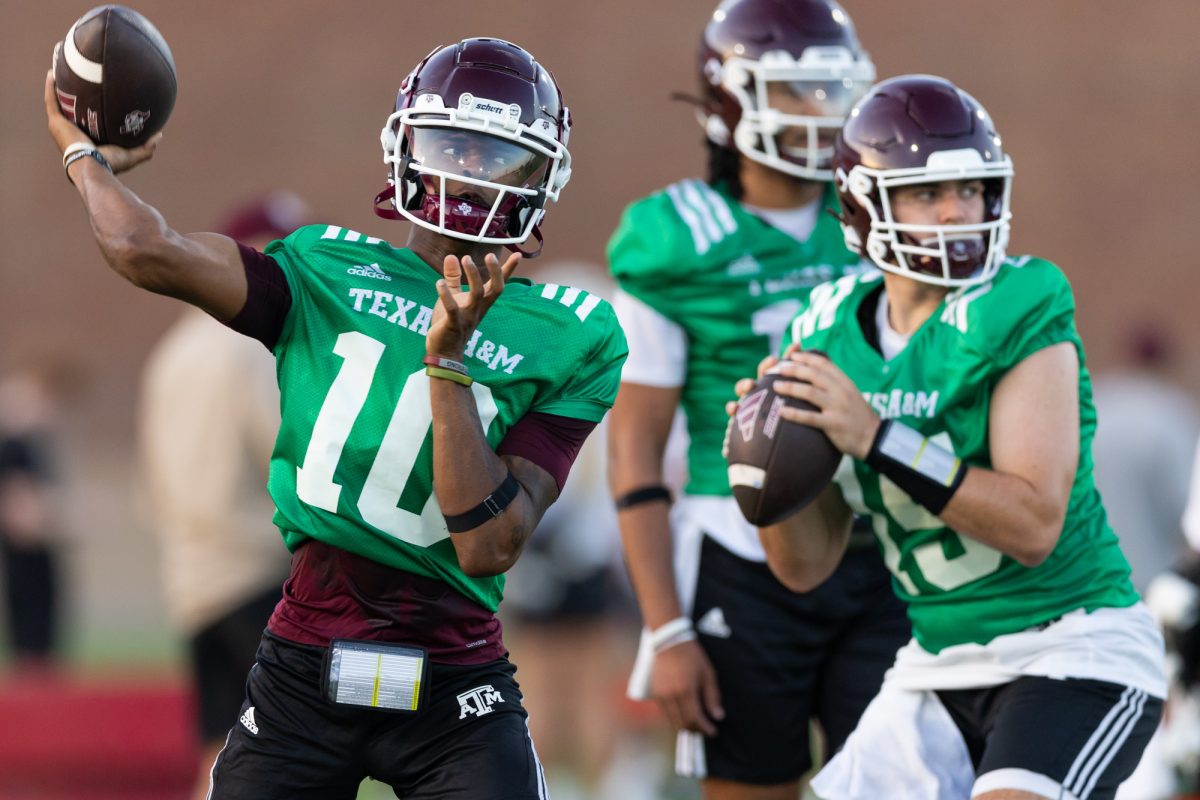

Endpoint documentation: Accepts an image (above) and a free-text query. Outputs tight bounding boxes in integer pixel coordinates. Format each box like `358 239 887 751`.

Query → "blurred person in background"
46 33 626 799
1091 325 1199 800
0 355 84 672
138 191 312 800
606 1 910 797
1128 445 1200 797
1091 324 1199 594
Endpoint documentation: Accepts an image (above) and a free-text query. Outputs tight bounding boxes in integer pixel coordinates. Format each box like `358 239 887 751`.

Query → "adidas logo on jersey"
347 263 392 281
726 254 762 277
239 706 259 735
697 607 732 639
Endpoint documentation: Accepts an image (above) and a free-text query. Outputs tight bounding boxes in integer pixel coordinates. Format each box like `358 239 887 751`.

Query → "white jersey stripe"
63 21 103 83
321 225 342 240
1063 685 1136 794
679 180 724 244
540 283 559 300
574 294 602 322
343 230 362 243
204 724 236 799
666 183 711 255
697 180 738 235
559 286 582 308
523 718 549 799
1075 689 1147 799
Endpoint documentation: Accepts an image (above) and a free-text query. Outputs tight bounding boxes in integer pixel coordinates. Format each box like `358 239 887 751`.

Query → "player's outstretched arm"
44 71 247 321
610 381 724 736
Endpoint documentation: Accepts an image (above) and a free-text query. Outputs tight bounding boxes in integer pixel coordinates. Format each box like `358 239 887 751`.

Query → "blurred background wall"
1 0 1198 665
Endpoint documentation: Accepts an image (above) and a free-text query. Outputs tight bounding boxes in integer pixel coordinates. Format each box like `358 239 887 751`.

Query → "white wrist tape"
650 616 697 654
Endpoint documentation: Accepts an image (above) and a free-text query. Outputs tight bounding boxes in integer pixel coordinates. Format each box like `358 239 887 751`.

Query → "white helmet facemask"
379 92 571 246
841 148 1014 287
721 46 874 181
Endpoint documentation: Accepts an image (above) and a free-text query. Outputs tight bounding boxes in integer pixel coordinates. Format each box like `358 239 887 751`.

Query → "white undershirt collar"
876 290 911 360
742 198 821 243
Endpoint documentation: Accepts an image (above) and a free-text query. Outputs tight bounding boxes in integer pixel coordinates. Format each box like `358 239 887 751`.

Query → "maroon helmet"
832 75 1014 286
376 38 571 256
699 0 874 180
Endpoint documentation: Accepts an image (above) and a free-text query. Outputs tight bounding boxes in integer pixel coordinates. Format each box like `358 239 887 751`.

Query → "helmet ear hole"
705 114 730 147
552 166 571 192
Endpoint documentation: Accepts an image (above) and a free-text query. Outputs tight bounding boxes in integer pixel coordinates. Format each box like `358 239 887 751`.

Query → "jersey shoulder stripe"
317 224 387 246
608 180 747 292
536 282 605 322
664 179 738 255
947 255 1074 364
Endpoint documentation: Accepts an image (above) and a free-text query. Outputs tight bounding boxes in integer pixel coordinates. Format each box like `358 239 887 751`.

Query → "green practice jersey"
783 256 1139 653
264 224 627 611
608 179 866 496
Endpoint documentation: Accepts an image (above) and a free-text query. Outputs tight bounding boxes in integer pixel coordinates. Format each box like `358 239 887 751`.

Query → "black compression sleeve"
225 243 292 350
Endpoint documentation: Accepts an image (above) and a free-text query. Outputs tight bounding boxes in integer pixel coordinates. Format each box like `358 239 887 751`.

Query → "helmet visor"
410 127 549 205
768 78 865 118
764 79 868 167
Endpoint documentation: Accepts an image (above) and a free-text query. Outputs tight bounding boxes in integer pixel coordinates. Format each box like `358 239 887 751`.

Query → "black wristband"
864 420 967 515
443 471 520 533
614 485 672 510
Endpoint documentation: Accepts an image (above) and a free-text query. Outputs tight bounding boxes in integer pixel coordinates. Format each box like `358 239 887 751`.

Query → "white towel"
627 627 655 701
811 682 973 800
675 730 707 778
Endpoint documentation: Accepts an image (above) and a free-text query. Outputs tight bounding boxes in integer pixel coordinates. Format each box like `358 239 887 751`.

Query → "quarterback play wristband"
864 420 966 515
443 471 520 533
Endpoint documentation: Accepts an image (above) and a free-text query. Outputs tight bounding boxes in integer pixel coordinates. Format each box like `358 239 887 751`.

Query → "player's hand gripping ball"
724 368 841 526
52 5 176 147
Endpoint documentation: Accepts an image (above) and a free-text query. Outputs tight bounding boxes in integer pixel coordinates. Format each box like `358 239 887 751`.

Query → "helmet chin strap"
508 226 543 259
373 183 404 221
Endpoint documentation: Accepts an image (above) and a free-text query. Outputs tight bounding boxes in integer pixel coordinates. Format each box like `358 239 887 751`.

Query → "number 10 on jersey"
295 331 499 547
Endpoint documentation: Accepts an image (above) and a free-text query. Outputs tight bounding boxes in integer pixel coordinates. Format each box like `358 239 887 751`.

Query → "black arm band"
443 471 521 533
614 485 673 511
864 420 967 515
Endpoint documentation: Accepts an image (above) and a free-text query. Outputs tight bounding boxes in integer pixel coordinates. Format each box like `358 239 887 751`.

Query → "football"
724 370 841 526
52 5 176 148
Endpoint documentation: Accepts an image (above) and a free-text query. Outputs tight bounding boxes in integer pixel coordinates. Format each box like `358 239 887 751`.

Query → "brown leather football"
724 371 842 526
53 5 176 148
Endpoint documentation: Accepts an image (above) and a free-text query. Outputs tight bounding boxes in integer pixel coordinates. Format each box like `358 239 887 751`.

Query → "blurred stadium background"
2 1 1199 797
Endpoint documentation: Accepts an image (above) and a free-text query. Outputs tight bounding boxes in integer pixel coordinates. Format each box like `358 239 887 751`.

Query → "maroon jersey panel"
267 540 507 664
